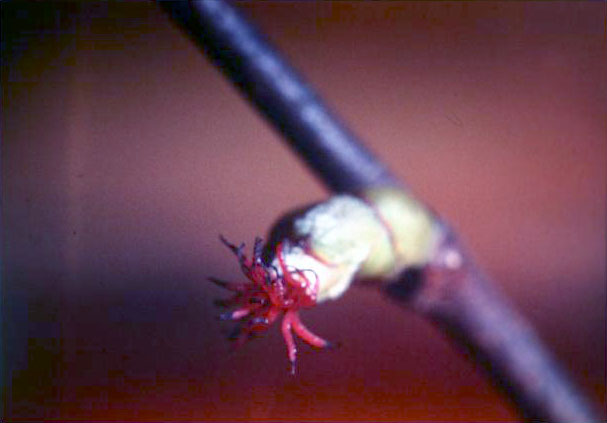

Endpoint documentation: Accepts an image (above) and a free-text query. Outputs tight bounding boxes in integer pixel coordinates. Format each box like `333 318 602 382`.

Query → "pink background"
3 2 605 420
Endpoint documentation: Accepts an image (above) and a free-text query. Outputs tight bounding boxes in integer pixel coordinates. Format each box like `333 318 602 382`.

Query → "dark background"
3 2 605 421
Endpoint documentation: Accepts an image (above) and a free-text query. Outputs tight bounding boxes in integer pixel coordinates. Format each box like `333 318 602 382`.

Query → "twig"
159 1 600 421
389 231 599 422
159 0 398 193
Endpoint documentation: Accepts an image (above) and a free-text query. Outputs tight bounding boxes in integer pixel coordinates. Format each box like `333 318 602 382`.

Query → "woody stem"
160 1 600 421
159 0 398 194
387 231 598 422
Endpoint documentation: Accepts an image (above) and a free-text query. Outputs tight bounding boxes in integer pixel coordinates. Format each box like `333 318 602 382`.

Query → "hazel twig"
159 1 600 421
159 0 398 193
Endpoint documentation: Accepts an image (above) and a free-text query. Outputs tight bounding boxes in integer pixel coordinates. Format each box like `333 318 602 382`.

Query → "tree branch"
388 231 598 422
159 1 600 421
159 0 398 193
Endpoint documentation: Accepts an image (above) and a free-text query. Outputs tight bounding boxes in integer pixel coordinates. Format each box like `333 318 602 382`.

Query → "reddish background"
3 2 605 421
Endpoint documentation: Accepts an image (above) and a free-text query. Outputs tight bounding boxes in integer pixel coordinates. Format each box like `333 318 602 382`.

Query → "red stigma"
210 236 332 373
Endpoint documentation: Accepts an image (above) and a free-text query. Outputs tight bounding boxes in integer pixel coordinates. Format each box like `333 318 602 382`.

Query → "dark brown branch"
158 0 398 193
387 230 598 422
159 1 600 421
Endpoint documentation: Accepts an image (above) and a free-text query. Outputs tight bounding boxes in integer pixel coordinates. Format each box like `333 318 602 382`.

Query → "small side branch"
159 1 600 421
387 230 598 422
159 0 398 193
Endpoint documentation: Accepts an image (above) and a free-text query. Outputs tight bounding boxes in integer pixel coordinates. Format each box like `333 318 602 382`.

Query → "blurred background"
2 1 605 421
